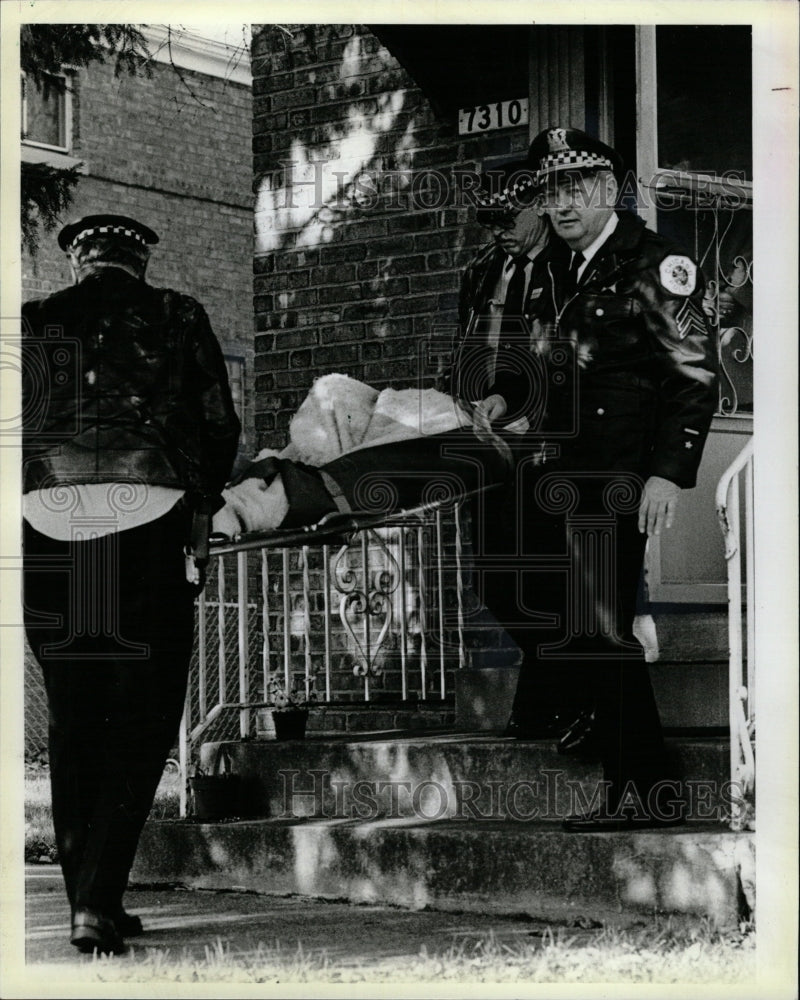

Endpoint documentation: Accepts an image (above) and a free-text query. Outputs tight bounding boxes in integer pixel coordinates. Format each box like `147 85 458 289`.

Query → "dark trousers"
23 502 196 915
471 458 668 808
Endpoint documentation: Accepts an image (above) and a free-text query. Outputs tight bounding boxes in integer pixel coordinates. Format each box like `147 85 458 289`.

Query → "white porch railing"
177 500 467 817
175 455 756 824
715 437 755 831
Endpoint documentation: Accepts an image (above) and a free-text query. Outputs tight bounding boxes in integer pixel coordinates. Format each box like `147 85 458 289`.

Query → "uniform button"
595 308 604 316
596 407 605 415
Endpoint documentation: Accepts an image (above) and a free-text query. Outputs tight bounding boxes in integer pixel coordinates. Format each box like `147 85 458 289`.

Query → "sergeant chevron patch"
659 254 697 295
675 298 708 340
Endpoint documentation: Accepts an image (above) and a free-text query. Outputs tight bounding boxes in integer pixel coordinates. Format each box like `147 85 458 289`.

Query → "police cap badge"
528 127 625 185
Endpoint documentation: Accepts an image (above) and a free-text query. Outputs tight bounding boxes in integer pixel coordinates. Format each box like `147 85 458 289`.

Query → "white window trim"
635 26 659 229
21 69 73 155
140 26 251 87
635 27 753 212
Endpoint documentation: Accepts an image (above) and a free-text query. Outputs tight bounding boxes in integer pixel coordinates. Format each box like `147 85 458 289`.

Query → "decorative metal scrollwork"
694 200 753 417
332 528 402 677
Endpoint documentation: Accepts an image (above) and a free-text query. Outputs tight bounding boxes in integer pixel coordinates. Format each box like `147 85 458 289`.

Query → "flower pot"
189 774 240 820
189 744 240 820
272 708 309 741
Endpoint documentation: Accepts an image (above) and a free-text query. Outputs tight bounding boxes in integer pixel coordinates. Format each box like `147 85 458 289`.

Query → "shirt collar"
572 211 619 271
504 246 541 272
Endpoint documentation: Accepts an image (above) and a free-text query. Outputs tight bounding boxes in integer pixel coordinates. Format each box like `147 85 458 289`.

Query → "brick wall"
251 23 530 451
22 57 255 449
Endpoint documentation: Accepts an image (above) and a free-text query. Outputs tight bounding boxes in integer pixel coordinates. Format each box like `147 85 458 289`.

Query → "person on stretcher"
212 373 514 538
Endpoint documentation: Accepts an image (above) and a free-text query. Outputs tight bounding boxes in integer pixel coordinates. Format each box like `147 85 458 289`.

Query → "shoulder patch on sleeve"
659 255 697 295
675 299 708 340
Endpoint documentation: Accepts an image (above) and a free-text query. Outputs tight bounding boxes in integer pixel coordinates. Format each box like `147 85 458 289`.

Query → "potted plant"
189 744 240 820
263 676 317 740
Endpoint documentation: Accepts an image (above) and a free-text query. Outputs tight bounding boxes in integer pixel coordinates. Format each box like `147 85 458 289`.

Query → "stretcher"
211 374 514 544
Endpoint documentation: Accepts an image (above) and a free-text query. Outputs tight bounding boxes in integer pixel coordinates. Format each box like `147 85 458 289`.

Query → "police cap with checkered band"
474 157 540 227
528 127 625 186
57 214 159 252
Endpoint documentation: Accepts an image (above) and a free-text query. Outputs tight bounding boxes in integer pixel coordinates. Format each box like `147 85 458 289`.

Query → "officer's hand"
638 476 681 536
473 394 507 432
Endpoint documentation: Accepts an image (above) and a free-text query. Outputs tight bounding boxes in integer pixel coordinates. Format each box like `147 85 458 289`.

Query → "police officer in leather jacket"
438 159 565 726
443 159 550 432
505 129 718 830
22 215 240 952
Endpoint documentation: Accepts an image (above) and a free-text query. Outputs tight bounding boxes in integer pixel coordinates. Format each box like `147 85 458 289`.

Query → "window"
21 71 72 152
636 26 753 416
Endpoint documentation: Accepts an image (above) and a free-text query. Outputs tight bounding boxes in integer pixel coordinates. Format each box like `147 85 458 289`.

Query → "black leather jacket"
530 211 718 488
439 241 546 425
22 268 240 512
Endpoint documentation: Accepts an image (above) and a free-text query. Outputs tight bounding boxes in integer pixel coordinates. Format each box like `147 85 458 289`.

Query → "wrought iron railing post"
237 550 250 739
322 545 332 700
180 496 478 776
716 438 755 831
178 689 189 819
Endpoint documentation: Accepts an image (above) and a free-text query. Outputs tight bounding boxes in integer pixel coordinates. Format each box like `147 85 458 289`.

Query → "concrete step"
133 814 753 928
199 733 731 823
462 609 738 664
300 703 455 736
456 662 729 731
650 609 743 663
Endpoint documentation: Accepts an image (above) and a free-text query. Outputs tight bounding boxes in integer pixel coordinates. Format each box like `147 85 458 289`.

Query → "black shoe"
562 809 686 832
112 908 144 937
556 709 598 756
71 907 126 955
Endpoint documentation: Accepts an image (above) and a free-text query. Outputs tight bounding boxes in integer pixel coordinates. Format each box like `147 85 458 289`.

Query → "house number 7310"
458 99 529 136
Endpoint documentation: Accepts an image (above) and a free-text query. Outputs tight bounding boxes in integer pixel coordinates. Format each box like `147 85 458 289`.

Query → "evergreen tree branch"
21 161 82 256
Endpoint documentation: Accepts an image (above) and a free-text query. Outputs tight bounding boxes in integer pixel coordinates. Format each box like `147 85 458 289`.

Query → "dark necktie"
564 250 585 299
502 257 528 329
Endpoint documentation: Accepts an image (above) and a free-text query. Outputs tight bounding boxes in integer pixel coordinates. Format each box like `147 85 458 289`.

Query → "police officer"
438 159 577 733
505 128 718 829
443 158 550 433
22 215 240 951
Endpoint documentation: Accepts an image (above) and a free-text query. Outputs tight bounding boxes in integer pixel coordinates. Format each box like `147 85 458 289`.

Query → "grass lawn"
29 921 756 985
23 763 756 984
24 761 181 862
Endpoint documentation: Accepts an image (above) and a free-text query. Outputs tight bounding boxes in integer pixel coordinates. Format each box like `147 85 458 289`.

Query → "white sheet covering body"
213 374 472 536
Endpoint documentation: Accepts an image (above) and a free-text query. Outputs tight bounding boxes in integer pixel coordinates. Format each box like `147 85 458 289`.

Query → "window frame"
635 25 753 422
635 26 753 603
20 69 74 154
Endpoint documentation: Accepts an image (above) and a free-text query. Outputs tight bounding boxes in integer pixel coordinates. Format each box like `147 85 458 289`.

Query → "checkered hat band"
477 173 537 208
539 151 613 173
69 225 148 250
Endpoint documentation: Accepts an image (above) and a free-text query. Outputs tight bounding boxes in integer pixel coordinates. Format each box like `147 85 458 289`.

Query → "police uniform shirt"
574 211 619 283
485 252 536 382
24 484 185 541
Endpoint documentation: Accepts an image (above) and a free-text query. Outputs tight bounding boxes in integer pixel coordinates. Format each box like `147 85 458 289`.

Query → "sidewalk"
24 864 555 968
